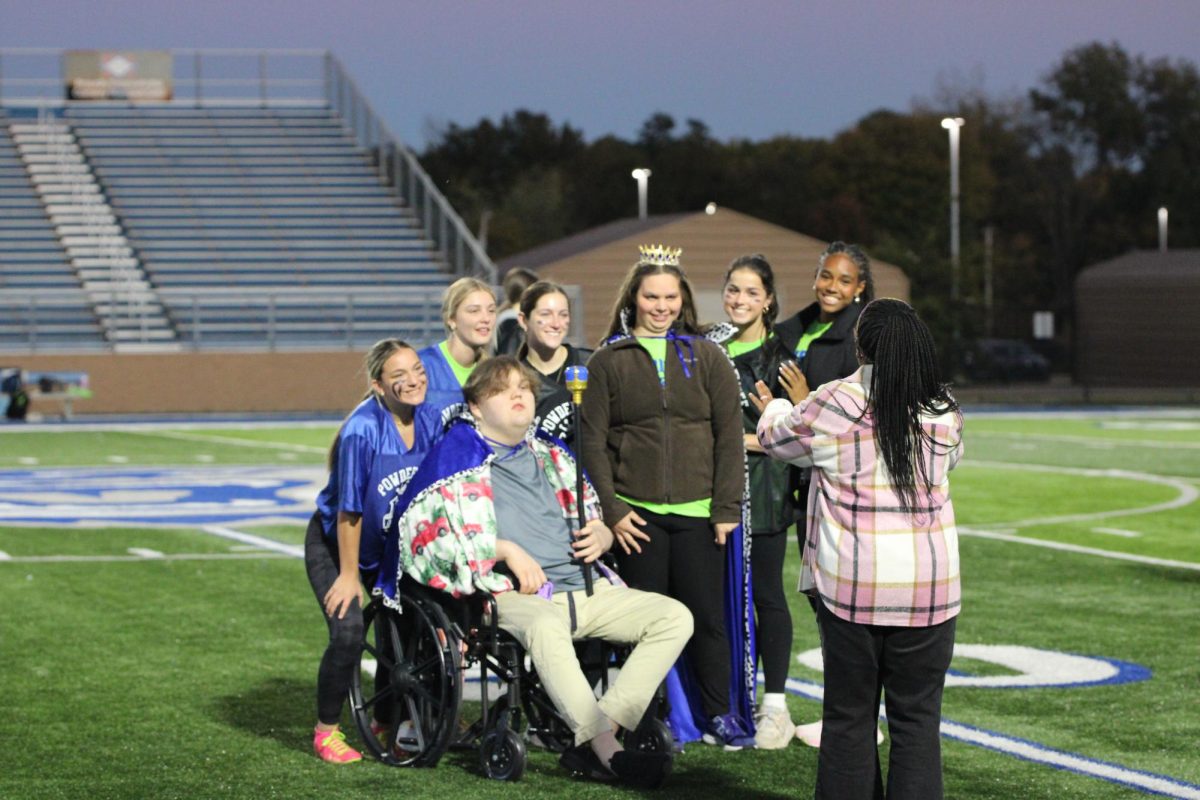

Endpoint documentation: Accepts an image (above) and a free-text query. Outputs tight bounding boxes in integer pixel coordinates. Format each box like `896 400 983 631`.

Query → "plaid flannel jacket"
757 367 963 627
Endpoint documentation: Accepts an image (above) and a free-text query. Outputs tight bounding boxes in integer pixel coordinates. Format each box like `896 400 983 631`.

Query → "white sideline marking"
0 552 291 564
965 460 1198 527
959 528 1200 571
228 544 267 552
0 550 10 561
200 525 304 558
18 457 39 465
972 431 1200 450
106 455 129 463
127 547 164 558
129 429 325 454
1092 527 1142 538
195 454 214 463
783 678 1200 799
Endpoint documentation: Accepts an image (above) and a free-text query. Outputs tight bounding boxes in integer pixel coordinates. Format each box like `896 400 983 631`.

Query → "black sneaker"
610 750 673 789
558 744 616 782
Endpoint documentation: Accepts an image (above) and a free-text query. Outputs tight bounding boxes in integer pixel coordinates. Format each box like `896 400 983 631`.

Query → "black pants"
615 506 730 719
304 512 377 726
814 601 956 800
750 528 793 694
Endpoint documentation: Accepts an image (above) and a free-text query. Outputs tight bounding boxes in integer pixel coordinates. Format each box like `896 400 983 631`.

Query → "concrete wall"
13 350 369 415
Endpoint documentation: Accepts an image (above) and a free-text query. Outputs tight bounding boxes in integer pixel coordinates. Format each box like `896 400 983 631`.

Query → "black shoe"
610 749 673 789
558 744 616 782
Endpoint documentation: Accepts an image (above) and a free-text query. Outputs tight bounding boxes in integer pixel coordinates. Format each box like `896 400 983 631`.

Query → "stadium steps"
9 119 178 351
0 114 106 351
67 104 451 348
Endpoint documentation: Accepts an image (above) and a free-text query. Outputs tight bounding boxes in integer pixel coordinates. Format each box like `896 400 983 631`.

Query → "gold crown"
637 244 683 267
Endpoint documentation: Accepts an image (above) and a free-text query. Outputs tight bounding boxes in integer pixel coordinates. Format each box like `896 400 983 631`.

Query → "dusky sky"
3 0 1198 148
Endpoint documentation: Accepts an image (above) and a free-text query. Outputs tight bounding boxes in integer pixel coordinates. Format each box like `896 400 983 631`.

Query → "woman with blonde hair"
417 277 497 428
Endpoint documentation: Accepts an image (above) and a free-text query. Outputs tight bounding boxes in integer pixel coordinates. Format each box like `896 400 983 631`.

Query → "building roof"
498 207 910 347
1077 249 1200 286
498 214 690 273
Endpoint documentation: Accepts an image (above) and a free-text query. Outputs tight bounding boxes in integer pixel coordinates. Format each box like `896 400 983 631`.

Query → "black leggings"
614 506 730 719
304 512 375 726
750 529 793 694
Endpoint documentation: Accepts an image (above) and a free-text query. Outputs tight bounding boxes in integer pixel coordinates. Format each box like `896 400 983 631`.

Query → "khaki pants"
495 580 693 745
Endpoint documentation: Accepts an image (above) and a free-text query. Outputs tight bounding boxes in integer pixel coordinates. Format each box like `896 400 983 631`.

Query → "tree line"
418 42 1200 359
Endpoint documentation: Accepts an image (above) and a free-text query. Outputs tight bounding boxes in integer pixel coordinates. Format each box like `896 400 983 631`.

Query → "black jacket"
722 331 797 534
774 301 865 505
774 300 864 392
520 342 593 448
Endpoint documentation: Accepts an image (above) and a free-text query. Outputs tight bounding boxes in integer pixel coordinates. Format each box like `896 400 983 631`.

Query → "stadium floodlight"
941 117 965 357
1158 207 1168 252
632 168 652 220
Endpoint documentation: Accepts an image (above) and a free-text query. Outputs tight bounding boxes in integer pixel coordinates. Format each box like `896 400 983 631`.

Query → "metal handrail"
0 47 497 285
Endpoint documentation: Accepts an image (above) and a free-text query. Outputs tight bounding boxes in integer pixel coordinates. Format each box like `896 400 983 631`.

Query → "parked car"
963 338 1051 382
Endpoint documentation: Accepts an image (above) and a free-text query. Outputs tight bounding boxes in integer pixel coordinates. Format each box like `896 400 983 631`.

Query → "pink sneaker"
313 727 362 764
794 720 884 748
795 719 822 748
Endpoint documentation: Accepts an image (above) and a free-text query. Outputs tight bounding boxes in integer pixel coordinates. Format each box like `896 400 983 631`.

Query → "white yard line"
971 430 1200 450
127 547 164 558
0 552 292 564
1092 527 1142 538
964 460 1198 527
959 528 1200 571
200 525 304 558
783 677 1200 799
0 550 10 561
0 420 338 434
126 429 326 454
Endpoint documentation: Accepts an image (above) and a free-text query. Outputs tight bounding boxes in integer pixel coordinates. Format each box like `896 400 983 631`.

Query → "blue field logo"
0 466 324 526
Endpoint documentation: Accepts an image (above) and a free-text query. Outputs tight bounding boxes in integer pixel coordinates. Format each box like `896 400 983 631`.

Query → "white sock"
760 693 787 711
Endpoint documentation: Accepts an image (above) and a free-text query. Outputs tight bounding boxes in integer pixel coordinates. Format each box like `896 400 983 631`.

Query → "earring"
854 295 861 304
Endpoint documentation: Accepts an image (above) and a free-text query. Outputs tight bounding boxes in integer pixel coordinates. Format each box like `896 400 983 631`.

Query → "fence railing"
1 284 585 353
0 48 497 285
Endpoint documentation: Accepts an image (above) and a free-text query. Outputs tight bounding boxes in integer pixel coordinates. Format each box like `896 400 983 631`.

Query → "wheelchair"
347 580 674 781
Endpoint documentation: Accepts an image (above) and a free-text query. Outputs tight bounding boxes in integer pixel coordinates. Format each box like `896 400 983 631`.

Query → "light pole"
632 168 651 220
1158 207 1168 252
941 117 965 366
941 118 965 306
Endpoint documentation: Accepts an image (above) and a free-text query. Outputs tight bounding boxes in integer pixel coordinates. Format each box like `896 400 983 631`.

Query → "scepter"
564 365 594 596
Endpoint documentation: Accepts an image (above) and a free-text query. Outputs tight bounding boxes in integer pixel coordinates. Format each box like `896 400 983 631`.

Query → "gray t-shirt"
490 441 588 591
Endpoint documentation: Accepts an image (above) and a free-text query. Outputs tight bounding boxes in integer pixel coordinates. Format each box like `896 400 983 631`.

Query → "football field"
1 410 1197 799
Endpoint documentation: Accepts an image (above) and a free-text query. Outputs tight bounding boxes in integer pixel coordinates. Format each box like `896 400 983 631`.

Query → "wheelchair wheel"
624 717 674 754
480 729 526 781
350 595 462 767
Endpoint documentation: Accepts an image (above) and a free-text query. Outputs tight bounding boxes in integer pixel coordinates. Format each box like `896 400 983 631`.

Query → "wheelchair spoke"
402 696 428 753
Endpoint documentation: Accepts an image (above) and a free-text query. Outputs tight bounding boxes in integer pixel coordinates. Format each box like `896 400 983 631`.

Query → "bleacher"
0 111 108 350
66 104 450 349
0 49 497 354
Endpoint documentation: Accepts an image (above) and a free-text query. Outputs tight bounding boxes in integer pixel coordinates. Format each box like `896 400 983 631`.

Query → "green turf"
1 412 1197 799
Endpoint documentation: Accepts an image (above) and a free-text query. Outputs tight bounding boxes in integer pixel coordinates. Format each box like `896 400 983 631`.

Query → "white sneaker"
753 706 795 750
794 720 885 748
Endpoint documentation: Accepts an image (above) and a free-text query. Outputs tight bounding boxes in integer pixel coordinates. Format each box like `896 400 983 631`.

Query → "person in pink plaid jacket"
752 298 962 800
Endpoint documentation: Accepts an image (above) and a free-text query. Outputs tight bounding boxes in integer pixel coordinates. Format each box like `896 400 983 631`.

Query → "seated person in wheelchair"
386 356 693 785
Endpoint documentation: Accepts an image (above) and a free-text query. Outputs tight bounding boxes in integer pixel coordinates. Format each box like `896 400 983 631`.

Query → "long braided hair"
854 299 958 514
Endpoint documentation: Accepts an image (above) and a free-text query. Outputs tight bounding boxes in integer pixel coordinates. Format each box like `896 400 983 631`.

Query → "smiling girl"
418 277 497 430
307 338 440 764
580 245 754 750
515 281 592 446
